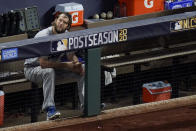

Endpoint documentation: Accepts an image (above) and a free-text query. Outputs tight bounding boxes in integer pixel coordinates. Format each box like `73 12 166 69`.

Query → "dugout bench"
0 34 80 123
0 60 80 123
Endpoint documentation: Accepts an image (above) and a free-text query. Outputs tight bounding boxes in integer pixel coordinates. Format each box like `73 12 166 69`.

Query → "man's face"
54 14 69 34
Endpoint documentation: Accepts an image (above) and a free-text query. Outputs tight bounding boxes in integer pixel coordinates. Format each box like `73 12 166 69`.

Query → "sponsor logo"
51 28 128 52
144 0 154 8
72 12 79 24
170 17 196 32
1 48 18 60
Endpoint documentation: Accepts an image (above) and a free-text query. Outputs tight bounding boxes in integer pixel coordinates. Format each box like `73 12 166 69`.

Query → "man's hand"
39 57 51 68
40 57 84 75
72 61 84 76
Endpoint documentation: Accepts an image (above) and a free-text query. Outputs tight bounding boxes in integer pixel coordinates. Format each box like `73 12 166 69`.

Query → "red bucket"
0 90 4 126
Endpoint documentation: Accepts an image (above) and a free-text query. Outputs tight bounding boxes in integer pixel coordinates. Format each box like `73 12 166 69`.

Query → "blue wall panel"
0 0 116 28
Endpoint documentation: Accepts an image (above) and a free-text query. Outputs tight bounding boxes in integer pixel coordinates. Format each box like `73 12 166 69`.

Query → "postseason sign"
51 28 128 52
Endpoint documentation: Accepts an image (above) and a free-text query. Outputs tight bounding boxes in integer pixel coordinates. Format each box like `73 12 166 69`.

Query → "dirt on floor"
44 104 196 131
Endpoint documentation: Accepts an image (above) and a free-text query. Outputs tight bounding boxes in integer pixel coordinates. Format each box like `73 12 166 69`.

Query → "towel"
104 68 116 86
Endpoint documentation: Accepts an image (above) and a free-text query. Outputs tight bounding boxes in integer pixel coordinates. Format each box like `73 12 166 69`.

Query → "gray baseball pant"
24 66 84 110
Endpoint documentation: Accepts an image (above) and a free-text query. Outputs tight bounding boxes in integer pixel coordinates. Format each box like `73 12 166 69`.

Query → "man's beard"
54 24 66 34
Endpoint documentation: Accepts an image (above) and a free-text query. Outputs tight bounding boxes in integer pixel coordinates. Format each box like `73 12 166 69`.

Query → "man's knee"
44 68 55 78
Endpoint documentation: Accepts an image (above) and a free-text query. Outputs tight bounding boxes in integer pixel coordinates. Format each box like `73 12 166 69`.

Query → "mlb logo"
170 20 183 31
54 2 84 26
174 21 183 30
51 39 68 52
